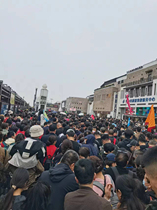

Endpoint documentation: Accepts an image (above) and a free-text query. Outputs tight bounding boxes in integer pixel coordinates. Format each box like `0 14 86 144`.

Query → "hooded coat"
82 134 98 156
38 163 78 210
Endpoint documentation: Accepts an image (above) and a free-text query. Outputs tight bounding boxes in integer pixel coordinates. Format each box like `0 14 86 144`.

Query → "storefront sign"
10 93 15 105
123 97 155 104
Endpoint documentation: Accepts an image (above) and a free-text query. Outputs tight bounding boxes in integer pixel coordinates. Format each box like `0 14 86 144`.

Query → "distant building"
46 102 60 112
38 84 48 110
65 97 88 113
93 75 126 117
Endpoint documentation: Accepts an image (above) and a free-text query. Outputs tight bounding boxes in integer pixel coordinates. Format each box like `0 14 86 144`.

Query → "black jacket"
118 138 131 150
0 195 26 210
38 163 79 210
41 133 56 145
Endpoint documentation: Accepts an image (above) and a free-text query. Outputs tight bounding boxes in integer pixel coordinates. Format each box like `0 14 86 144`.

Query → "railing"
121 76 157 87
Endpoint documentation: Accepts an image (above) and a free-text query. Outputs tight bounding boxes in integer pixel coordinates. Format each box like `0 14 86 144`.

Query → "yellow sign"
10 93 15 105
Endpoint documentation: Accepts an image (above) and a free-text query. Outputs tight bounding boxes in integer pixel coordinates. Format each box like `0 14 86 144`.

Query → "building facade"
65 97 88 113
93 75 126 117
119 59 157 119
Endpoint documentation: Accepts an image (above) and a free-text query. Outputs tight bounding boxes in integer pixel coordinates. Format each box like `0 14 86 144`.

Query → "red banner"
126 94 133 115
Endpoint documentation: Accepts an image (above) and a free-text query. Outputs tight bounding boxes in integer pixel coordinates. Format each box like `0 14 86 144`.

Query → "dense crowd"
0 110 157 210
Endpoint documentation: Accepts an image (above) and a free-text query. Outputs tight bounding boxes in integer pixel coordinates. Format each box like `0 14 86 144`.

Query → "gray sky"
0 0 157 105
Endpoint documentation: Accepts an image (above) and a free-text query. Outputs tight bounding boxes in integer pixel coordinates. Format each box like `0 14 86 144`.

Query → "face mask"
143 179 148 189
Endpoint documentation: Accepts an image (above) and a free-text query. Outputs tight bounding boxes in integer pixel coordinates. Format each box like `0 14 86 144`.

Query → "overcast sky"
0 0 157 105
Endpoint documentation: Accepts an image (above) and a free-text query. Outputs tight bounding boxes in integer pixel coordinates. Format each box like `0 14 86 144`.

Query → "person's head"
142 146 157 196
49 124 56 133
25 129 30 138
24 182 51 210
105 153 116 168
0 115 4 123
152 134 157 142
60 150 79 171
146 132 153 141
3 168 29 210
66 129 75 140
101 134 111 145
100 127 106 134
44 122 48 127
115 175 145 210
109 129 114 136
74 159 95 185
135 155 145 181
15 133 25 144
138 134 146 146
89 156 104 174
79 147 90 159
136 126 141 133
46 135 57 146
103 143 115 154
61 139 73 154
7 131 16 139
115 151 129 168
30 125 44 139
148 140 157 148
125 129 134 139
127 140 139 152
57 122 62 129
94 131 101 139
2 123 9 130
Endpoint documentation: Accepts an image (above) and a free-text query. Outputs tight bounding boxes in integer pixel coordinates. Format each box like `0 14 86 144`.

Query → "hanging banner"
126 93 133 115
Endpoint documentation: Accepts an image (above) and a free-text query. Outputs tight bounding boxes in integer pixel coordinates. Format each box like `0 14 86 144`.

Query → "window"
121 80 124 84
118 81 120 84
148 73 152 81
154 84 156 95
141 86 145 96
136 88 140 97
148 85 152 96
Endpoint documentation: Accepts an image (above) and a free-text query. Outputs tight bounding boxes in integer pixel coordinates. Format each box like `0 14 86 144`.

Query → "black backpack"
43 155 53 170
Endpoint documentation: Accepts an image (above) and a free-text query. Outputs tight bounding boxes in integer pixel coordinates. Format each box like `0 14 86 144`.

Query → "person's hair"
24 182 51 210
84 130 91 136
2 123 8 130
74 159 94 184
61 139 73 154
109 129 114 136
15 133 25 144
25 129 30 138
89 156 104 174
115 175 145 210
146 132 153 140
44 122 48 126
66 130 75 137
79 147 90 158
149 140 157 146
137 127 141 133
101 134 109 141
138 134 146 143
6 119 12 126
49 124 56 132
115 151 129 167
125 129 134 139
3 168 29 210
152 134 157 140
142 146 157 177
135 155 145 181
100 127 106 133
61 150 79 166
46 135 57 146
0 115 4 123
7 131 15 139
94 131 100 136
103 143 115 153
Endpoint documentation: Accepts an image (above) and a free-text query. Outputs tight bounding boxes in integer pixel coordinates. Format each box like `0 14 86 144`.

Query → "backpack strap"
111 167 120 178
93 181 104 192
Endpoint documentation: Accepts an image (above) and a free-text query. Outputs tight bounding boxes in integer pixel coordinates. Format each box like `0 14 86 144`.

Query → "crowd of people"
0 110 157 210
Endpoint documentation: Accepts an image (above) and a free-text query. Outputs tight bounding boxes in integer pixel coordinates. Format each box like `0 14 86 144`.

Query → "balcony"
121 76 157 88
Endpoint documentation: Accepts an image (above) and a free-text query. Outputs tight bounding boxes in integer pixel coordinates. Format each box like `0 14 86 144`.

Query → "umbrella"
60 111 67 116
78 113 84 116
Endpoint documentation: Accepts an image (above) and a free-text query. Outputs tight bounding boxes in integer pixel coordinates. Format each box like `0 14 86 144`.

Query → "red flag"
91 115 95 120
126 94 133 115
